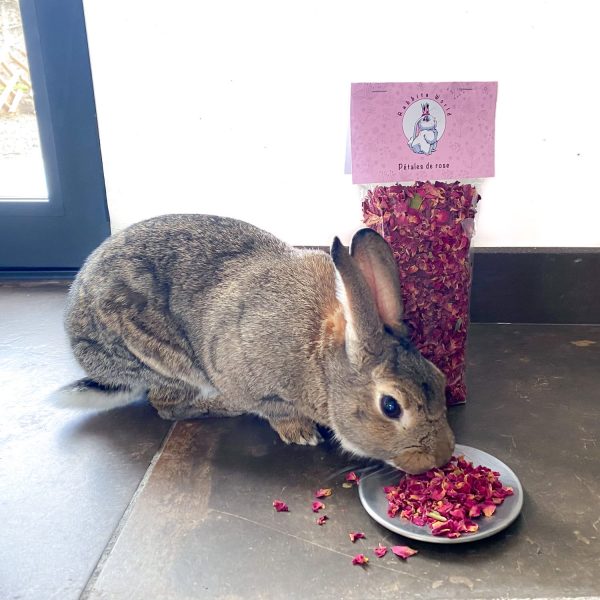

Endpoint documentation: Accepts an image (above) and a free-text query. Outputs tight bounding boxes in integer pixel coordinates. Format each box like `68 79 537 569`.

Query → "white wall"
84 0 600 247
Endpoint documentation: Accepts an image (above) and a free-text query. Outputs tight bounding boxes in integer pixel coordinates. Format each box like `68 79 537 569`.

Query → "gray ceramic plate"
358 444 524 544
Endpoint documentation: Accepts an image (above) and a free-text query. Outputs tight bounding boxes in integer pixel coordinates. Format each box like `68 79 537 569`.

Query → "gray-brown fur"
61 214 454 473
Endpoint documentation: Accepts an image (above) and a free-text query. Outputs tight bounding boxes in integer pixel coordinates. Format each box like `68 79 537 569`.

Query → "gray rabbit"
58 214 454 474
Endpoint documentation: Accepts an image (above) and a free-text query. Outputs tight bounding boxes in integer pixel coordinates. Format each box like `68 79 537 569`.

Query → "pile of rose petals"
362 181 480 405
384 455 514 538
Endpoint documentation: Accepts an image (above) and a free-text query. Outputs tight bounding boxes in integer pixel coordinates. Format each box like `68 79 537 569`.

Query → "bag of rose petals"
361 180 480 405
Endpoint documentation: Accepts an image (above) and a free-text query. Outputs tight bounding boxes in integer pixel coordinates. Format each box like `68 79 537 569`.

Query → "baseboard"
310 247 600 324
0 269 79 281
470 248 600 324
2 248 598 324
305 246 600 325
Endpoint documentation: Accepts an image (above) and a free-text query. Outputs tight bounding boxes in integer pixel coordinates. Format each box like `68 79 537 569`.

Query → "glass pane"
0 0 47 200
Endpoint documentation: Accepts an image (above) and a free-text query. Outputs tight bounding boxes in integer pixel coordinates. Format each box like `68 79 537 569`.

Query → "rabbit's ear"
413 120 420 139
331 236 384 362
350 228 405 337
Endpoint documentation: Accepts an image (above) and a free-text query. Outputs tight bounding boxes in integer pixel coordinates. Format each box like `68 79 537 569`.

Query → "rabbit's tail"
51 377 147 411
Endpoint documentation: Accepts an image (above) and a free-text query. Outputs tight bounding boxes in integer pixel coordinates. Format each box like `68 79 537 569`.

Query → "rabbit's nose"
391 423 455 474
390 449 437 475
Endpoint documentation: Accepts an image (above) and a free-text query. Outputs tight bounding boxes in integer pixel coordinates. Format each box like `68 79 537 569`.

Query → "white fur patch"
334 269 360 364
197 382 219 401
334 430 369 459
50 384 147 411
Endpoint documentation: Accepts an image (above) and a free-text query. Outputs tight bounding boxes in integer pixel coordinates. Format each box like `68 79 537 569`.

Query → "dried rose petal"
463 520 479 533
391 545 418 559
373 544 388 558
312 501 325 513
345 472 360 485
412 515 427 527
315 488 333 498
342 482 353 489
351 553 369 565
272 500 288 512
316 515 328 526
349 531 365 543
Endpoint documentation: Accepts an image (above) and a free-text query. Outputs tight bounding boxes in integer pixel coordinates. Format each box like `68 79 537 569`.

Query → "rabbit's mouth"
390 432 455 475
388 449 438 475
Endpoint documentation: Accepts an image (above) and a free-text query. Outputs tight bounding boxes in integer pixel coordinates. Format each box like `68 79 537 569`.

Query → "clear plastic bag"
361 181 480 405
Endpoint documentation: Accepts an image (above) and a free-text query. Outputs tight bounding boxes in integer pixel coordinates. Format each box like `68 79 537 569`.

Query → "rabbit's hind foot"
156 404 244 421
155 401 244 421
149 386 243 421
269 416 323 446
156 404 211 420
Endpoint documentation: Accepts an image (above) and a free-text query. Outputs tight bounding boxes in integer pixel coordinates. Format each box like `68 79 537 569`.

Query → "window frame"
0 0 110 278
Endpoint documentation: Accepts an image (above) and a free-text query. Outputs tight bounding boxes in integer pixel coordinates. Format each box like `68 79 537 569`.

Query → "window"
0 0 109 278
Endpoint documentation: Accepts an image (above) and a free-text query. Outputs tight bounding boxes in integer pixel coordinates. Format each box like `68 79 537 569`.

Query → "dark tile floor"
1 284 599 600
0 285 171 600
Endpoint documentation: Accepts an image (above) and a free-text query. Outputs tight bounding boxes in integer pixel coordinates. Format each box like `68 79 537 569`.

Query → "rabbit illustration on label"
408 103 438 155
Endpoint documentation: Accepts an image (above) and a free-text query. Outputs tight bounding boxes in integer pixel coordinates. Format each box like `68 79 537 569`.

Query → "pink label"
350 82 497 184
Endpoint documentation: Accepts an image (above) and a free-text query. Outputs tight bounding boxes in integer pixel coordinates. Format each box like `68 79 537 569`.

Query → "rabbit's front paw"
269 417 323 446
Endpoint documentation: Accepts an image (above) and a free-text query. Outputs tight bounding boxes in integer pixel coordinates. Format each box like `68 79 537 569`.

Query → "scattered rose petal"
351 553 369 565
312 501 325 513
345 472 360 485
316 515 329 526
391 545 418 559
349 531 365 543
315 488 333 498
342 482 353 489
272 500 288 512
374 544 388 558
383 455 514 538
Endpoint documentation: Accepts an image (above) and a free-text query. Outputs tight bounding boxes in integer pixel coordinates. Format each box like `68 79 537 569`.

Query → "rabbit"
408 102 438 155
56 214 455 474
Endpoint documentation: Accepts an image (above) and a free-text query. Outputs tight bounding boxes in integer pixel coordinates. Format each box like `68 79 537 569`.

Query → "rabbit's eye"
380 395 402 419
